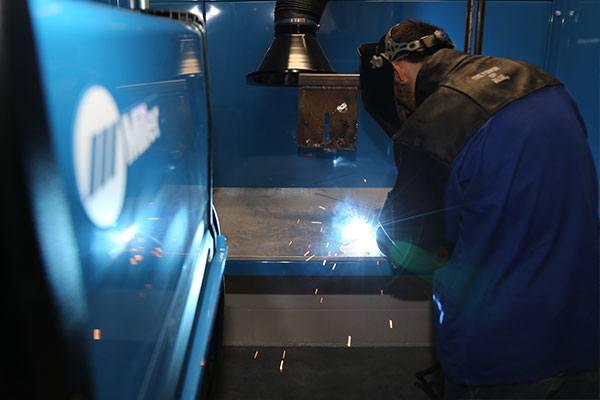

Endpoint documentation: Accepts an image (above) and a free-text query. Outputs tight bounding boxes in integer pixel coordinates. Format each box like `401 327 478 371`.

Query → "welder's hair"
390 20 445 62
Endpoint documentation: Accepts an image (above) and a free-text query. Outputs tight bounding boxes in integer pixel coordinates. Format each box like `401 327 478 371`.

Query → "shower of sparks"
288 240 293 247
93 329 102 341
279 360 285 372
314 288 319 295
320 297 324 304
389 320 394 329
311 221 322 225
305 255 315 262
332 263 337 271
347 336 352 347
303 250 310 257
282 350 287 360
253 350 259 359
323 259 327 266
318 206 327 210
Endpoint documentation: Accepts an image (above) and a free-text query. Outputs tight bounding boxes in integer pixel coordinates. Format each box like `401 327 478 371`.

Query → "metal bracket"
297 73 360 151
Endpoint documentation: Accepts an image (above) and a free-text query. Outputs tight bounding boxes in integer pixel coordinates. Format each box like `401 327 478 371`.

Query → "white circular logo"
73 85 126 228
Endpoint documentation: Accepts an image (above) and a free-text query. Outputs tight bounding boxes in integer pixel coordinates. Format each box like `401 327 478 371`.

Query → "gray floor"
210 346 438 400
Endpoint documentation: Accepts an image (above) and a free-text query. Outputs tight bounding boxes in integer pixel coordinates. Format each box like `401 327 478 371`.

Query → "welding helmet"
358 26 454 137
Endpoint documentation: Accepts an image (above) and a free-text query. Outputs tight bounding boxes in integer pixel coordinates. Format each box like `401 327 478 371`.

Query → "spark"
318 206 327 210
326 242 330 248
320 226 324 233
363 178 367 183
253 350 259 359
130 258 138 265
314 288 319 295
134 254 143 261
320 297 324 304
347 335 352 347
146 217 160 221
305 255 315 262
380 206 459 227
93 329 102 341
200 359 206 367
380 289 384 296
332 263 337 271
303 250 311 257
322 259 327 266
389 320 394 329
279 360 285 372
282 350 286 360
311 221 322 225
288 240 293 247
376 260 380 266
296 218 300 224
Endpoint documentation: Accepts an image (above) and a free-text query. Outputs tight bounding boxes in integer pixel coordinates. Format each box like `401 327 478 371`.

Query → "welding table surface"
214 187 390 261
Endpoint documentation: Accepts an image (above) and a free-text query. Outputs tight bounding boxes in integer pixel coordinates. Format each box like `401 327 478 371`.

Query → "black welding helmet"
358 26 454 137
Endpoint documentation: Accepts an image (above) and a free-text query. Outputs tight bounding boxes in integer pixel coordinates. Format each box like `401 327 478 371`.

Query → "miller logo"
73 85 160 228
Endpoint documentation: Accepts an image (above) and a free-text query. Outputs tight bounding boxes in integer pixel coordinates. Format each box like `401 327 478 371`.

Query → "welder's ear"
391 61 410 85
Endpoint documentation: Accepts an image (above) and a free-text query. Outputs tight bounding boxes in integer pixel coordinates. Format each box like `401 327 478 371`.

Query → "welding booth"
1 0 598 399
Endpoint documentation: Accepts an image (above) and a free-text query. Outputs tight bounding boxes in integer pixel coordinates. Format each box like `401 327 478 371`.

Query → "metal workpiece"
214 187 388 261
297 73 360 151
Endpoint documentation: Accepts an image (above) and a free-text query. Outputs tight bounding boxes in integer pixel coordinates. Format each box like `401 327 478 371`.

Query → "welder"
359 20 599 399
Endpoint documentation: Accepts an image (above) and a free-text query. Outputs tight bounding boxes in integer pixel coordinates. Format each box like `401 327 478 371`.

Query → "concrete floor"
209 346 438 400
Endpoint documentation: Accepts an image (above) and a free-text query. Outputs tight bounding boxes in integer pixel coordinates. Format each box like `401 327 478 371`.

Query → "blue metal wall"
101 0 599 189
203 0 558 188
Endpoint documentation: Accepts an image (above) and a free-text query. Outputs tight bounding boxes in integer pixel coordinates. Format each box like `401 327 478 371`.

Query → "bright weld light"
115 224 139 244
339 217 380 255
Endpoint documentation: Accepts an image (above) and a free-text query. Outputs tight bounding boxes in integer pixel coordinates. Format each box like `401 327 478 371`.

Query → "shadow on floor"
209 346 437 400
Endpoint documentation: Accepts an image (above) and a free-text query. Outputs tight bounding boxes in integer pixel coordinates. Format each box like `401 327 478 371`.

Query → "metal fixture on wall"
297 73 360 150
247 0 333 86
474 0 486 54
465 0 486 55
